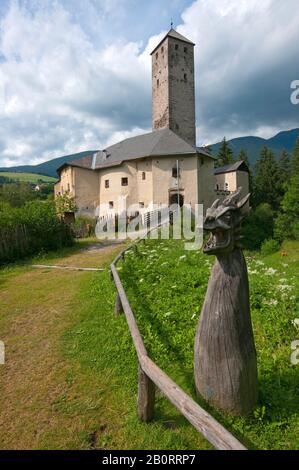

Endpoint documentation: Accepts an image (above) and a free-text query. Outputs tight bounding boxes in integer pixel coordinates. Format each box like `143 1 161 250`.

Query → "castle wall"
198 157 216 213
151 155 198 209
73 167 99 216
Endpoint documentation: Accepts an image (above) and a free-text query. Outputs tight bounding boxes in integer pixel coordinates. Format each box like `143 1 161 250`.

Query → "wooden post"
137 363 155 422
115 293 123 315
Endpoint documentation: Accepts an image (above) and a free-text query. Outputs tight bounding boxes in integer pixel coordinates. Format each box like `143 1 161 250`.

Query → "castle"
54 28 248 218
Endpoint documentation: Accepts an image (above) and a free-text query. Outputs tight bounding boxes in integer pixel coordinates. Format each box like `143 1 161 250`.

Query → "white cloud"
178 0 299 143
0 0 151 166
0 0 298 166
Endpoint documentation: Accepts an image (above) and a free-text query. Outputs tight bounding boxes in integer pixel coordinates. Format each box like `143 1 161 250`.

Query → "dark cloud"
0 0 298 165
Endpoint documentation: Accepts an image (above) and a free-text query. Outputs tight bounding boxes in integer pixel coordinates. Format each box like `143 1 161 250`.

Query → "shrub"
72 215 96 238
260 238 280 256
243 203 274 250
0 200 73 264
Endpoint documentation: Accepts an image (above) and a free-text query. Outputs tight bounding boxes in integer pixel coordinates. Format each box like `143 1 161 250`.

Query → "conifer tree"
237 148 249 166
237 148 253 193
275 139 299 240
216 137 234 167
278 150 291 184
253 146 281 210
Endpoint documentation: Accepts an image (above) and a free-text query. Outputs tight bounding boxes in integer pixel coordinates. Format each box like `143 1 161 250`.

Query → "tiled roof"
214 160 249 175
150 28 195 55
57 129 215 174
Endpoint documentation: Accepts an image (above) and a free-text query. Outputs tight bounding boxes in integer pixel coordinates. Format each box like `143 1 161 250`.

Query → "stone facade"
55 154 215 217
214 163 249 200
152 32 196 146
54 29 219 219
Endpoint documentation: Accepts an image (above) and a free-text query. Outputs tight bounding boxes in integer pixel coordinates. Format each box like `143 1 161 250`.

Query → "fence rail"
110 229 247 450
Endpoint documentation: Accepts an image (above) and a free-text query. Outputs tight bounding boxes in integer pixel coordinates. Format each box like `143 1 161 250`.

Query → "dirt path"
0 242 124 449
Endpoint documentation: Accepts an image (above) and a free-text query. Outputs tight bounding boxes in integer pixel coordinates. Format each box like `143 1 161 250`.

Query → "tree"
278 150 291 184
253 146 281 210
237 148 253 193
274 139 299 241
243 203 275 250
55 193 77 216
0 182 37 207
237 148 250 166
216 137 234 167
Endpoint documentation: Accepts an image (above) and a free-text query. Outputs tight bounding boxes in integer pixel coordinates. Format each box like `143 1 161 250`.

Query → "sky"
0 0 298 167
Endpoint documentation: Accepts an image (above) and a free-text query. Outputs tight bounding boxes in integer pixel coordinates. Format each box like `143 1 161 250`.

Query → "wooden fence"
110 231 247 450
0 224 29 263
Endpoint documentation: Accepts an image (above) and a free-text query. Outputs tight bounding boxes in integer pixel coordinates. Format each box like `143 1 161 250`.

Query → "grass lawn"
0 172 57 183
0 237 298 449
119 239 299 450
0 239 211 449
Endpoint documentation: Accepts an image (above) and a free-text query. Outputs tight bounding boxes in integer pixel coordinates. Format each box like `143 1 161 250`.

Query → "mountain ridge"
0 128 298 178
209 128 299 164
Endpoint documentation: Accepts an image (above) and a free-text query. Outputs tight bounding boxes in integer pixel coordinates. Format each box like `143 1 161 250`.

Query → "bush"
72 215 96 238
243 203 274 250
0 200 73 264
260 238 280 256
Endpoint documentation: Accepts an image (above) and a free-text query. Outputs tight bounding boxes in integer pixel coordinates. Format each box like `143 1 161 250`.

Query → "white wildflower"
179 255 187 261
264 299 278 306
264 267 278 275
277 284 293 291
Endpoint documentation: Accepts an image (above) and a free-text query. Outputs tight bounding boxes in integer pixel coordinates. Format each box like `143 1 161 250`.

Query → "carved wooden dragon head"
203 188 250 255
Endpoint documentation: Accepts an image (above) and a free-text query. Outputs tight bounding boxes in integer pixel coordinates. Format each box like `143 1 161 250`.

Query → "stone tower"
151 28 196 146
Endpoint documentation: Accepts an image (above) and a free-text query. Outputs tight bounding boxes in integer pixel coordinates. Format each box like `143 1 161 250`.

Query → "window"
121 177 128 186
142 171 146 180
175 44 178 50
157 79 159 87
161 46 164 53
172 167 178 178
175 123 179 131
105 179 109 188
109 201 114 209
184 46 188 53
225 183 229 190
139 202 144 208
67 183 70 192
215 184 219 191
156 52 158 59
184 73 187 81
